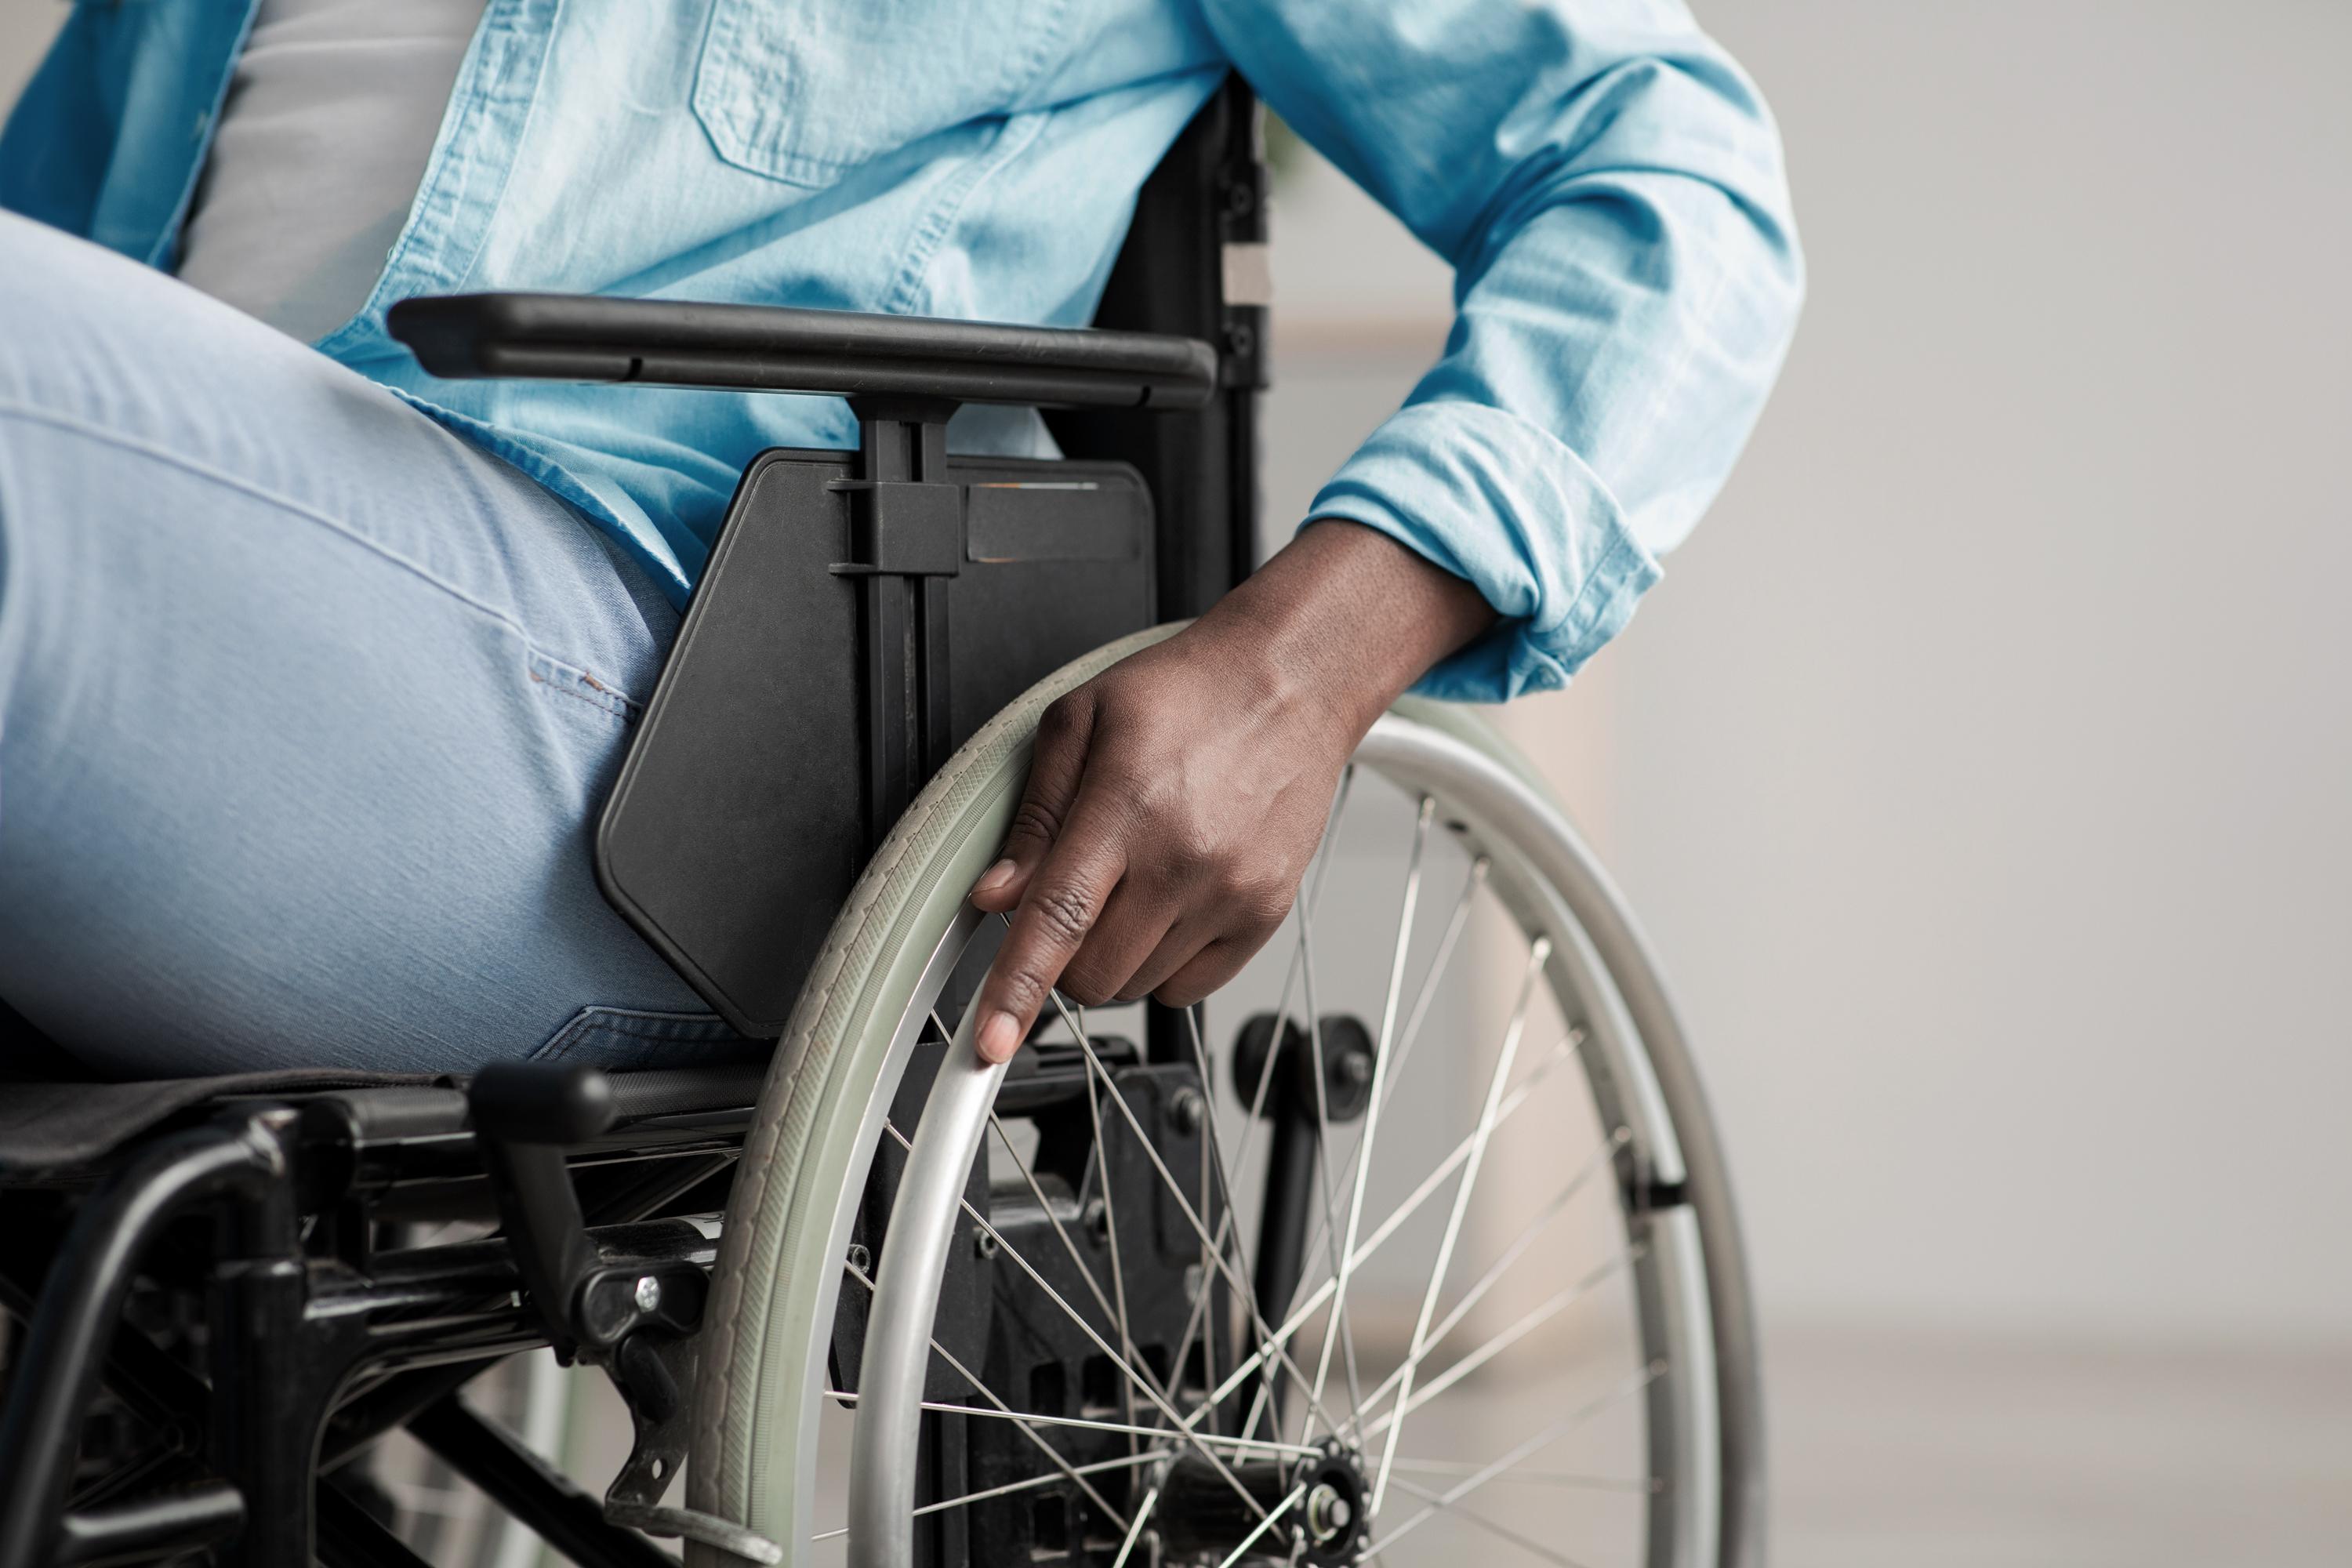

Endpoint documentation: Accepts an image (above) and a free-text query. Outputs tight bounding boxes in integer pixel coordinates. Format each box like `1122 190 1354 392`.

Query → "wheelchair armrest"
387 292 1218 411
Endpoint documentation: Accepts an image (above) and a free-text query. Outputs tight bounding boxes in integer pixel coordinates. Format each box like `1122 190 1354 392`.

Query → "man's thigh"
0 213 744 1077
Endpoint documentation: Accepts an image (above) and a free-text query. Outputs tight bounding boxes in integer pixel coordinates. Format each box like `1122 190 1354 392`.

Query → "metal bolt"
1305 1483 1352 1544
633 1275 662 1314
975 1227 1001 1261
1338 1051 1373 1088
846 1243 871 1277
1168 1087 1206 1136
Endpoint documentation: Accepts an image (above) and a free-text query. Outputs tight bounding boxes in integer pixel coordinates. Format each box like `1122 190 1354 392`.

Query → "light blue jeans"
0 214 755 1078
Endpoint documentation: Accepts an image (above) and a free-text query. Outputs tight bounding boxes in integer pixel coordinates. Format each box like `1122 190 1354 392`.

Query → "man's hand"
967 521 1496 1064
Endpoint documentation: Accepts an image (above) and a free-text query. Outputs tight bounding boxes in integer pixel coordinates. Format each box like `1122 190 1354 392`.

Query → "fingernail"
974 858 1017 898
977 1011 1020 1064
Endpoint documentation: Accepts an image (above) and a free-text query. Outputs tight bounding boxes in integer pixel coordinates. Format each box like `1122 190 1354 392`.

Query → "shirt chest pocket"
692 0 1071 187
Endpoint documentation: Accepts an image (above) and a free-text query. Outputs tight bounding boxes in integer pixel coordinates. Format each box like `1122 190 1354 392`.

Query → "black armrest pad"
387 292 1218 411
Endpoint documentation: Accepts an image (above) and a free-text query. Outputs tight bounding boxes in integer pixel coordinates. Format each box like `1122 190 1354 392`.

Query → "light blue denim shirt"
0 0 1799 700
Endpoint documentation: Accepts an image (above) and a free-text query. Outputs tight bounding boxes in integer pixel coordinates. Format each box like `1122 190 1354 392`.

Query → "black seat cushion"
0 1069 446 1177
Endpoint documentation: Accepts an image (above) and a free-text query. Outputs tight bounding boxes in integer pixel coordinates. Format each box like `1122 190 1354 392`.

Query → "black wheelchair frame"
0 81 1274 1568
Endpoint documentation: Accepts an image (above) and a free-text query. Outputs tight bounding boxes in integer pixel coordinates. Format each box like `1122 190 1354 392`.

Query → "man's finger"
972 690 1094 912
1153 917 1282 1010
974 804 1125 1063
1112 916 1212 1004
1056 887 1175 1007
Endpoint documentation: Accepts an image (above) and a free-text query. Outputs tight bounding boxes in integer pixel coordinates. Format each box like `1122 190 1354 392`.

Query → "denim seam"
526 651 636 721
568 1013 735 1043
0 397 652 711
532 1008 746 1062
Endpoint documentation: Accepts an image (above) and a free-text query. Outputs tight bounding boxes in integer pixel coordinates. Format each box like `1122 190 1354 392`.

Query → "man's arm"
971 0 1801 1061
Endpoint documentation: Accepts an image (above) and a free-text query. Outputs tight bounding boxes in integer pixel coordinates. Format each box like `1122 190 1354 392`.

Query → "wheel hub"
1155 1438 1372 1566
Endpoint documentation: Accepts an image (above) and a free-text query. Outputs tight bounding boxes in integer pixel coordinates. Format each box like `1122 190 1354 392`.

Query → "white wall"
0 8 57 107
1266 0 2352 1343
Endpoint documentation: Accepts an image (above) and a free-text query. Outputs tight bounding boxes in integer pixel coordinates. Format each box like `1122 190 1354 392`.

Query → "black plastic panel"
597 450 1154 1036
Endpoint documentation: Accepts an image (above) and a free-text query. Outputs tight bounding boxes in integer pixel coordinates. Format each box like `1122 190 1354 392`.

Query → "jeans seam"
533 1007 747 1062
0 396 652 710
527 651 637 721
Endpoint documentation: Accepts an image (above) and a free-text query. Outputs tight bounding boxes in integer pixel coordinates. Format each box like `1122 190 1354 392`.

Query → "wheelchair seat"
0 1062 768 1184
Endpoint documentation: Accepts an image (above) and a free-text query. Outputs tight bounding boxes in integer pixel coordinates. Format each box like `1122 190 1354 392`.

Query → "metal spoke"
1410 1132 1628 1363
1274 851 1488 1345
1371 936 1551 1511
1377 855 1490 1123
1193 1051 1217 1406
1385 1476 1597 1568
1107 1486 1160 1568
824 1391 1317 1457
1269 847 1486 1355
1161 1003 1281 1439
1308 797 1436 1440
1054 1001 1348 1440
1213 1483 1308 1568
840 1258 1132 1531
1162 1016 1240 1431
1261 1030 1586 1375
882 1121 1271 1518
1074 1000 1143 1450
1364 1361 1665 1556
1029 1036 1592 1475
987 1116 1115 1345
1360 1247 1640 1446
1187 1033 1590 1425
1348 1131 1629 1429
1152 769 1360 1436
807 1452 1165 1541
1296 889 1366 1439
967 1007 1174 1420
1384 1460 1660 1494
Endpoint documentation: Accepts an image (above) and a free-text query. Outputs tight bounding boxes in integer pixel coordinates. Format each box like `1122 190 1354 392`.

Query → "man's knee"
0 209 332 439
0 212 143 399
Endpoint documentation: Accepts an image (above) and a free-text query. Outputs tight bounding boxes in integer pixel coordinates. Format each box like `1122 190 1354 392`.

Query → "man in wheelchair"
0 4 1797 1566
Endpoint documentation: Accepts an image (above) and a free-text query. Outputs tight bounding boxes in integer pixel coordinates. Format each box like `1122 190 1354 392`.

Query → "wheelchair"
0 85 1761 1568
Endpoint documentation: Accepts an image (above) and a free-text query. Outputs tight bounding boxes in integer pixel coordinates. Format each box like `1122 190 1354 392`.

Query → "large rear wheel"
688 627 1761 1568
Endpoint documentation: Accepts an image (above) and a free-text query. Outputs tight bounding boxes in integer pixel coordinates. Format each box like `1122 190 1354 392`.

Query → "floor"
1765 1325 2352 1567
499 1322 2352 1565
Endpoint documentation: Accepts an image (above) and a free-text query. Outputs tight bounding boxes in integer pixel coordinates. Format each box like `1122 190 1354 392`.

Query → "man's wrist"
1198 519 1497 739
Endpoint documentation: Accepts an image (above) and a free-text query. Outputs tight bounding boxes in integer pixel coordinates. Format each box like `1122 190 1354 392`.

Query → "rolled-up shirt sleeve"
1203 0 1803 700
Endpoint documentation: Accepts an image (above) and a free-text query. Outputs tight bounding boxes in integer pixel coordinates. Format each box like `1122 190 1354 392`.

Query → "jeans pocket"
529 1005 765 1072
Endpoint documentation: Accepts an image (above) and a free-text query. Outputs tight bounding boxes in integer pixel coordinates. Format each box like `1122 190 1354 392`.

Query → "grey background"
5 0 2348 1558
1263 0 2352 1345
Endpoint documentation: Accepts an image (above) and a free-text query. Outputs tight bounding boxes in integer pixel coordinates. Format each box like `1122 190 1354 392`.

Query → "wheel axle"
1153 1439 1371 1566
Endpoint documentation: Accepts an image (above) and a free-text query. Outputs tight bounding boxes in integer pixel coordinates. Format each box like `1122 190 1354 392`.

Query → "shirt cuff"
1305 399 1662 702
